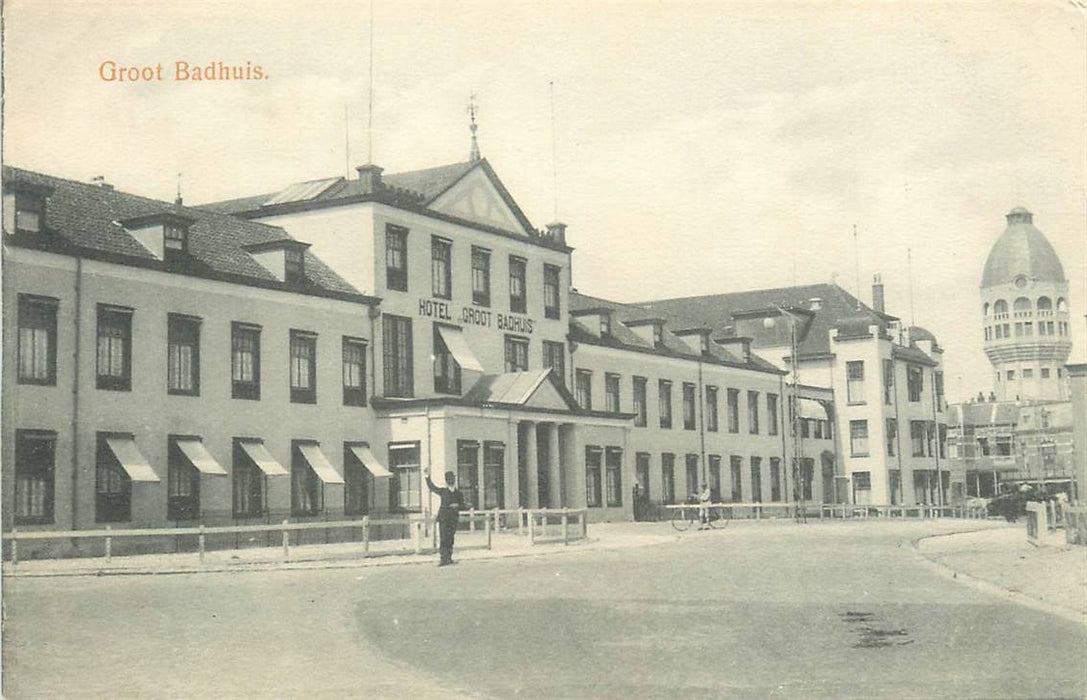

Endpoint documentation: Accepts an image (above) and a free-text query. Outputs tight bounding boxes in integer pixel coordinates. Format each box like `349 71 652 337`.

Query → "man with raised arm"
425 468 464 566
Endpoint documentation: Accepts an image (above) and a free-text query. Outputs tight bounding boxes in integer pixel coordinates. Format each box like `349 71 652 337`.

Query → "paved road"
4 521 1085 699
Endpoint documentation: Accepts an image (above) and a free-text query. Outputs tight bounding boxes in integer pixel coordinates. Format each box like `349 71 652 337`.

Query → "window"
284 247 305 284
846 360 865 404
910 421 926 456
289 330 317 404
543 264 561 319
938 424 947 459
769 458 782 502
1006 370 1015 381
1041 368 1050 379
382 315 414 397
576 369 593 409
232 440 266 517
886 418 897 456
167 437 200 521
907 365 923 402
685 454 699 498
599 314 611 336
14 430 55 524
977 437 990 457
633 377 648 427
13 191 44 233
767 393 779 436
291 441 322 516
505 335 529 372
605 447 623 507
385 224 408 291
96 305 132 391
730 456 743 502
683 383 697 430
231 323 261 400
585 447 603 507
727 388 740 433
543 341 565 386
433 326 461 394
934 371 944 411
389 443 421 511
849 420 869 457
705 386 719 432
854 472 871 490
431 237 452 299
167 314 200 396
799 458 814 501
471 247 491 306
342 337 367 406
483 442 505 509
605 373 621 413
747 390 760 434
509 256 527 313
455 441 480 510
661 453 676 504
1022 368 1033 379
708 455 722 502
17 294 58 385
750 457 762 503
658 380 673 428
995 436 1013 457
163 221 187 254
883 359 894 405
636 452 651 497
801 419 811 439
344 444 372 515
652 324 663 347
95 435 131 523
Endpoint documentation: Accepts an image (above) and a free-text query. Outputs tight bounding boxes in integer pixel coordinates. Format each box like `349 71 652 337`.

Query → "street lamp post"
768 305 805 523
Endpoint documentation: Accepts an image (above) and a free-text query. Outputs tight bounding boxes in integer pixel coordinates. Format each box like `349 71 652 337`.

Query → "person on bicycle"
698 482 712 530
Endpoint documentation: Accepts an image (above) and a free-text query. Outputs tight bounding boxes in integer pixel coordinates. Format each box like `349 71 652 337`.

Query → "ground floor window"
167 437 200 521
389 443 421 511
291 441 323 516
769 457 782 502
798 458 814 501
661 453 676 504
853 470 872 505
685 454 699 500
96 435 132 523
635 452 650 498
457 440 480 510
729 456 743 502
344 445 372 515
708 455 722 502
585 446 603 507
605 447 622 507
14 429 55 525
483 441 505 509
750 457 762 503
888 470 901 506
233 441 266 517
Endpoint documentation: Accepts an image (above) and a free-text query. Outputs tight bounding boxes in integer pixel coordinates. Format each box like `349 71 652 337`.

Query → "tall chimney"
545 221 567 245
355 164 383 194
872 273 885 313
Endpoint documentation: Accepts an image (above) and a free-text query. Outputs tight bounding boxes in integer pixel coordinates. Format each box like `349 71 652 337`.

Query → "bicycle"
670 502 731 531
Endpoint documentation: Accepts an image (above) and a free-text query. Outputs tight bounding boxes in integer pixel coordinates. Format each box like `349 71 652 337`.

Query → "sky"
3 0 1085 402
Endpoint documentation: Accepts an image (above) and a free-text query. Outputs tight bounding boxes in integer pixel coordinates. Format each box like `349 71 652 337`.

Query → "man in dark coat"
425 469 464 566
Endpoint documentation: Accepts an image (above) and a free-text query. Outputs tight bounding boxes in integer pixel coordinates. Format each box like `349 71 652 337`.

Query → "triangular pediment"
522 376 576 410
427 164 531 234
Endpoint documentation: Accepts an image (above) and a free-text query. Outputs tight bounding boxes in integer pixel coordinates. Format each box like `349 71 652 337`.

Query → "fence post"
11 530 18 566
198 523 206 565
362 516 370 557
517 508 524 536
485 515 492 550
282 519 290 559
581 510 588 539
562 509 569 546
469 508 476 532
528 510 536 546
493 509 500 533
105 525 112 563
414 520 423 555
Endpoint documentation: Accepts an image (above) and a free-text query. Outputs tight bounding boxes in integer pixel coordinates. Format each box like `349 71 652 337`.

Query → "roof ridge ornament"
468 93 481 163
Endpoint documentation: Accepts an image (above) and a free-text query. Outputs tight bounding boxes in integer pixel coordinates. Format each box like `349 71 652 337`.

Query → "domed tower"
981 207 1072 401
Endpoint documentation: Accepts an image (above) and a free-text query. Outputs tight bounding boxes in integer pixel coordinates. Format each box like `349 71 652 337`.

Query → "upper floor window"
231 322 261 400
659 379 673 429
433 325 461 395
96 305 133 391
471 247 491 306
576 369 593 409
382 315 414 398
543 264 561 319
705 386 719 432
605 373 621 413
431 237 452 299
543 340 565 387
385 225 408 291
726 388 740 433
886 418 898 456
849 420 869 457
767 393 779 436
882 359 894 405
910 420 926 456
747 390 760 434
284 248 305 284
510 256 527 314
504 335 529 372
682 382 697 430
342 337 367 406
167 314 200 396
907 365 923 402
846 360 865 404
633 376 648 427
289 330 317 404
17 294 58 385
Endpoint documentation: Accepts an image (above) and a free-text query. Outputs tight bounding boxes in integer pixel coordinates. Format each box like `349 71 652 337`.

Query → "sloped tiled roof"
569 291 784 375
636 283 891 357
3 166 371 303
463 369 566 406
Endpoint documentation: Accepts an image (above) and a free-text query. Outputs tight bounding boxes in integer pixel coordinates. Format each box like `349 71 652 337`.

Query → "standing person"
698 482 713 530
425 468 464 567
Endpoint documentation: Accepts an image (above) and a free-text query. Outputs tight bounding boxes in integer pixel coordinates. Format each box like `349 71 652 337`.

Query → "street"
4 521 1086 699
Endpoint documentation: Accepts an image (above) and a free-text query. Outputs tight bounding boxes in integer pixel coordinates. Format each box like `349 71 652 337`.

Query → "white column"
504 419 520 510
548 423 563 508
524 421 539 508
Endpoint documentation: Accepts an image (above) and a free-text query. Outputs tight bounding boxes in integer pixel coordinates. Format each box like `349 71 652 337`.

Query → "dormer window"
600 315 611 336
652 324 663 346
15 194 44 233
164 221 187 254
701 335 710 353
284 248 305 284
120 212 196 262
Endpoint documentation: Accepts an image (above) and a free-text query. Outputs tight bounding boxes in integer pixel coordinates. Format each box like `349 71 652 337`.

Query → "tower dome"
981 207 1066 288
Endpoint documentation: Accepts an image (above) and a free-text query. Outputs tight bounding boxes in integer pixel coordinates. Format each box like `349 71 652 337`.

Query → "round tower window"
1014 275 1028 288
